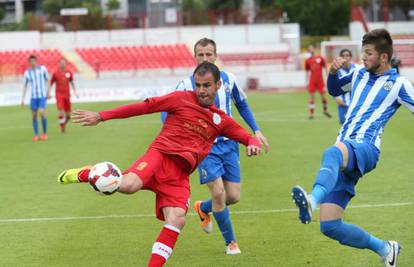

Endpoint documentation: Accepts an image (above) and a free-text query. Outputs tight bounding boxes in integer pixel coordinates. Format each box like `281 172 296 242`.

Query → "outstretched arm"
74 92 179 125
327 57 353 97
72 110 102 126
234 100 270 153
221 117 262 157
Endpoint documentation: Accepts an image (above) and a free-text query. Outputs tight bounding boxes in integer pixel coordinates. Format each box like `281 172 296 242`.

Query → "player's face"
362 44 382 73
308 45 315 55
29 58 37 68
194 72 221 107
59 60 66 69
340 52 352 65
195 44 217 65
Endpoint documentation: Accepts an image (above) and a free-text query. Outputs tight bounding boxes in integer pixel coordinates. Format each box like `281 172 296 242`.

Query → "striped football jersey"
24 66 49 99
328 67 414 150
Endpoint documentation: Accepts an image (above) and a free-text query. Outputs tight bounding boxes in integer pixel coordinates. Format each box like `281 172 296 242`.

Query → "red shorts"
308 79 325 94
56 96 71 112
125 148 190 221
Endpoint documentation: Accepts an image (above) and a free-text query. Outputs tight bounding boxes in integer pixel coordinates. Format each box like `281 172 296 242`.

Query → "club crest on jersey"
383 81 394 91
65 72 71 78
213 113 221 125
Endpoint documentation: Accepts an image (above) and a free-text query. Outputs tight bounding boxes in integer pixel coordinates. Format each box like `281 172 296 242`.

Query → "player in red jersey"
305 45 332 119
57 62 262 267
50 58 78 133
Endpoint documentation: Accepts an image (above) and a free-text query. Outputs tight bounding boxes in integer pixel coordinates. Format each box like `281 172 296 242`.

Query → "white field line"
0 202 412 224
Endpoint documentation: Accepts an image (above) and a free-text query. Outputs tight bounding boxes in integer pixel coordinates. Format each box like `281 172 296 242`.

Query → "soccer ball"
88 162 122 195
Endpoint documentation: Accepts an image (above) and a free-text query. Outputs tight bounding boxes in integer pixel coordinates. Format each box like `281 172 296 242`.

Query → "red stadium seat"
75 44 196 72
0 49 78 75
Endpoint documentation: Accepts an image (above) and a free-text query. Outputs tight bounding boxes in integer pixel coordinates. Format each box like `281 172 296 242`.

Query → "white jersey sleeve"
397 78 414 113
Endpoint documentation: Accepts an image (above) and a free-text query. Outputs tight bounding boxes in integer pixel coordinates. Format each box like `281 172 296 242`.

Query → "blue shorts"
198 140 240 184
30 98 47 111
337 106 348 125
321 140 380 209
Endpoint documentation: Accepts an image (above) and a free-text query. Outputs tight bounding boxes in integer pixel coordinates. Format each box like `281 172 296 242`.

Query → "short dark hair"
28 54 37 61
194 38 217 55
193 62 220 82
362 28 393 62
339 48 352 57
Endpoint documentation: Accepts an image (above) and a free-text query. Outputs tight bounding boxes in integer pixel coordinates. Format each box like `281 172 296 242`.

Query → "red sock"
78 168 90 183
322 99 328 112
309 100 315 116
58 115 66 131
148 225 180 267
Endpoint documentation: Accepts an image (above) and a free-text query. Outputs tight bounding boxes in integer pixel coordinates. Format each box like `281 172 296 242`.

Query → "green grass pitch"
0 91 413 266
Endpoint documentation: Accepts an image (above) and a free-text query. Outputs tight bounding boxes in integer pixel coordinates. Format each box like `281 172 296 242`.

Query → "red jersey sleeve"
321 57 326 68
99 91 180 121
220 116 260 147
69 71 73 81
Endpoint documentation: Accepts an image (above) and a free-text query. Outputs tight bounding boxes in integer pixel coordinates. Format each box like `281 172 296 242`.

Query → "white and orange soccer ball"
88 162 122 195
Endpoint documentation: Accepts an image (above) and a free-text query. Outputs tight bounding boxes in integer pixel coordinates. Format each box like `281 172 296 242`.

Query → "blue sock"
41 118 47 134
213 207 235 245
320 219 388 256
200 199 212 214
368 234 390 257
310 146 343 206
32 119 39 136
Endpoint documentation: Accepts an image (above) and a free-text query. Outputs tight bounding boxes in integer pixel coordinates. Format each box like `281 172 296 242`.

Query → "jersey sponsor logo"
198 119 208 128
383 81 394 91
136 162 148 171
213 113 221 125
183 122 211 140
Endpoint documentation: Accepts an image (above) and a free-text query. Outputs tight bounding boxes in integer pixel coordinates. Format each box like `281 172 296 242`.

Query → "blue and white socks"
200 200 236 245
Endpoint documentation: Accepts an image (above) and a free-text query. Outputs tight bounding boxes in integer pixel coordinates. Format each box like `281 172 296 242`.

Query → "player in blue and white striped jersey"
334 49 355 124
164 38 269 254
21 55 50 141
292 29 410 267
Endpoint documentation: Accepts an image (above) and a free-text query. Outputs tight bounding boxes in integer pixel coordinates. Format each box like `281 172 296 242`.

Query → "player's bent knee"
165 209 186 229
118 173 142 194
226 194 240 205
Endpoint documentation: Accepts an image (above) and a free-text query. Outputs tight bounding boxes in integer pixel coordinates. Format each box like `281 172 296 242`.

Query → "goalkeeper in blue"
291 28 413 267
163 38 269 254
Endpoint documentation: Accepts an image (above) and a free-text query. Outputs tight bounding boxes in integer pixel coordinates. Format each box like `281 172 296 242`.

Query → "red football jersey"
305 55 326 82
51 70 73 97
100 91 259 173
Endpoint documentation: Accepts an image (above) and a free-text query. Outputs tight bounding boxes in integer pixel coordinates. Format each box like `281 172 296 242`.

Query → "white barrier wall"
350 21 414 41
0 23 300 53
0 31 41 50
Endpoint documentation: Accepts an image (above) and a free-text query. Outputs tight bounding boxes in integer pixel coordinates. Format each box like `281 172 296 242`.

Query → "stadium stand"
75 44 196 72
0 49 77 75
395 43 414 66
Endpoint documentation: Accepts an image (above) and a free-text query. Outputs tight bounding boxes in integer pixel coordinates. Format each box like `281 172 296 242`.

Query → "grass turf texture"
0 91 413 266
